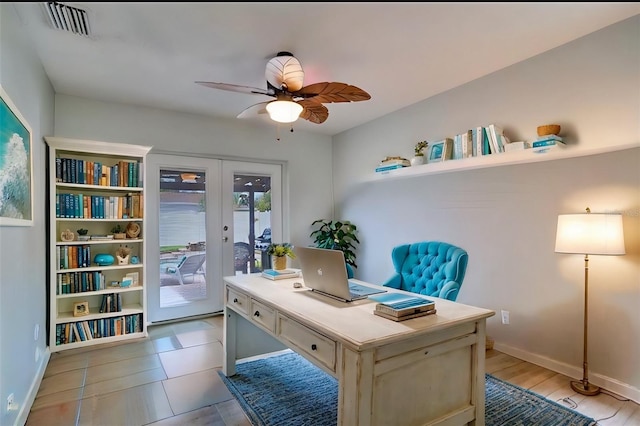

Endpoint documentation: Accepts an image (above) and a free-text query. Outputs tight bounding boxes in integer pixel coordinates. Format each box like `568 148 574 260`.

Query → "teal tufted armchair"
382 241 468 301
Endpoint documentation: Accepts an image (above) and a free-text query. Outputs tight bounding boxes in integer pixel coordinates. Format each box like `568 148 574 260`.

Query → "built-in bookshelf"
45 137 152 352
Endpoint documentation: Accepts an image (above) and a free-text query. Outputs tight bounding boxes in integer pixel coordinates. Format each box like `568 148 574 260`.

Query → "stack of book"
261 269 301 280
375 157 410 173
532 134 565 153
370 293 436 321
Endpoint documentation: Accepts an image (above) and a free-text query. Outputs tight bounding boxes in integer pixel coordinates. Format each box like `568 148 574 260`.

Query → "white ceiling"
12 2 640 136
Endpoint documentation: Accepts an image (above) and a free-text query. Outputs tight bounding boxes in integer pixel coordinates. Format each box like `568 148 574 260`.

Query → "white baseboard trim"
15 347 51 426
493 342 640 404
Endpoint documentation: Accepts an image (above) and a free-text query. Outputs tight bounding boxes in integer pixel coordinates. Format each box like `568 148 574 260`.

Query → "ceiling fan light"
266 100 303 123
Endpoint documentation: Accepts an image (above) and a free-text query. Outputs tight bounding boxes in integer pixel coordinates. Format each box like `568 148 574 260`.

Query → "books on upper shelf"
261 268 301 280
532 137 564 148
379 158 411 167
532 135 565 153
375 164 406 173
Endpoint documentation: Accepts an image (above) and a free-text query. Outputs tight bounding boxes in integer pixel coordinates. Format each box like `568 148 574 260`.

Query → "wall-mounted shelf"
365 143 639 183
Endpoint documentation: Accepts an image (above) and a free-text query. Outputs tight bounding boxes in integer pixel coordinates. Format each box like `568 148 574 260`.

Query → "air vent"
42 2 91 37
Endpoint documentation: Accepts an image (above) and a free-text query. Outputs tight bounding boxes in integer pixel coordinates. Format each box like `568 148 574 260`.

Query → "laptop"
295 246 386 302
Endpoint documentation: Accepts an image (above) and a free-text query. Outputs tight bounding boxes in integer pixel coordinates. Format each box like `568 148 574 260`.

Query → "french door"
146 154 282 323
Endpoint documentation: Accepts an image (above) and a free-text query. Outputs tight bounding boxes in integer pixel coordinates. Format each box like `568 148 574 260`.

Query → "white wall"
333 15 640 401
0 3 55 425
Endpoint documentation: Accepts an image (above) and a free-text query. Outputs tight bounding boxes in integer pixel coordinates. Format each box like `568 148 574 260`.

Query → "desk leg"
223 307 237 376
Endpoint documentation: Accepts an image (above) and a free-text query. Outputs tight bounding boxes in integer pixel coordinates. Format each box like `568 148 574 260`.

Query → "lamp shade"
266 100 303 123
555 213 625 255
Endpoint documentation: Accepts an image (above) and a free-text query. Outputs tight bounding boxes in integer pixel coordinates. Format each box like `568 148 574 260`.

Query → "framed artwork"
427 138 453 163
0 85 33 226
73 301 90 317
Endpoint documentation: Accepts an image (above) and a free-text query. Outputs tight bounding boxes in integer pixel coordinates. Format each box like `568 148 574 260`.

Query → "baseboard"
493 342 640 404
14 347 50 426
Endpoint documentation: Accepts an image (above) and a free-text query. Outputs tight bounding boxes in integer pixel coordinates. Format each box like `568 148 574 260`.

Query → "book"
535 134 563 142
532 144 566 153
374 308 437 322
487 124 505 153
370 293 435 312
375 164 405 173
375 300 435 317
378 158 410 167
261 269 301 280
532 139 565 148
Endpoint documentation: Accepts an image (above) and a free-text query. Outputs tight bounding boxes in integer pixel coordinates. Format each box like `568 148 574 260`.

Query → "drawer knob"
311 344 317 351
254 311 260 317
233 298 238 303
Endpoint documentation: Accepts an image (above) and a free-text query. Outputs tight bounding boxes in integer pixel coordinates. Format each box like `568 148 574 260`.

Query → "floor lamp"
555 207 625 396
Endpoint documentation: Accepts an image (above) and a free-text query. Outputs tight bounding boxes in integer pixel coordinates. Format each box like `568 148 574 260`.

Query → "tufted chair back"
382 241 468 301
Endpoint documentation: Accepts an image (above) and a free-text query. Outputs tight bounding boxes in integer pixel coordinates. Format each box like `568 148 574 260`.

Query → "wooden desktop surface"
224 274 493 350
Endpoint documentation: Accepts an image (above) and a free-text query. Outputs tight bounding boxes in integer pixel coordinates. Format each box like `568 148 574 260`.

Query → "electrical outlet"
501 310 510 325
6 393 18 412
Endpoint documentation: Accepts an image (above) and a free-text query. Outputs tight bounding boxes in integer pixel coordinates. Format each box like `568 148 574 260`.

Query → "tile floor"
26 314 251 426
26 313 640 425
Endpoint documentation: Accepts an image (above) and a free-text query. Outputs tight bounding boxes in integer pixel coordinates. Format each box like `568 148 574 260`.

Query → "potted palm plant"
310 219 360 269
266 242 296 270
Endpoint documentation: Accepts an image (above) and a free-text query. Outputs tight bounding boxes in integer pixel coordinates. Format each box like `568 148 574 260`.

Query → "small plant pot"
114 233 126 240
272 256 287 271
117 255 130 265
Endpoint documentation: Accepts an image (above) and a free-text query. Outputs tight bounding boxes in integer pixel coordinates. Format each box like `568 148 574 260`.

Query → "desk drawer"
278 314 336 372
250 299 276 333
226 287 249 315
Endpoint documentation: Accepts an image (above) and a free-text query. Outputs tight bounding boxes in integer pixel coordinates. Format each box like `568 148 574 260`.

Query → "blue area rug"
218 352 596 426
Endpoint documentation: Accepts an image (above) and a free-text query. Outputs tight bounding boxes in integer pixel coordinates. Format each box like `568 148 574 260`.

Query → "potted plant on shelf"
266 243 296 270
411 140 428 166
310 219 360 270
111 224 126 240
76 228 90 241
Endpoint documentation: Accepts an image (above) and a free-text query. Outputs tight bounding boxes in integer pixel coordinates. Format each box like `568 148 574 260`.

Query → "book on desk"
369 293 436 320
261 269 301 280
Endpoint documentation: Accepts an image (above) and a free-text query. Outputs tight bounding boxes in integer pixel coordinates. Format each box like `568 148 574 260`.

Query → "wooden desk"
223 274 495 426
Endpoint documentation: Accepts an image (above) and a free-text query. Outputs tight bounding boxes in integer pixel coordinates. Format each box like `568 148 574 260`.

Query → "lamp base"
570 380 601 396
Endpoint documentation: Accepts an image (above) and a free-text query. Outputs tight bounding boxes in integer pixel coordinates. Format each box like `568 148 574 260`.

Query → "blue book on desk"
369 293 435 310
261 269 300 280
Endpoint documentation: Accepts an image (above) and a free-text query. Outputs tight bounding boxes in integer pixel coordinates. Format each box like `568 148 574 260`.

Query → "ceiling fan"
195 51 371 125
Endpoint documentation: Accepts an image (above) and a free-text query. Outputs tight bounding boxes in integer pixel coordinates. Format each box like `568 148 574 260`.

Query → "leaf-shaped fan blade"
195 81 274 96
294 82 371 103
265 53 304 92
237 101 270 119
298 100 329 124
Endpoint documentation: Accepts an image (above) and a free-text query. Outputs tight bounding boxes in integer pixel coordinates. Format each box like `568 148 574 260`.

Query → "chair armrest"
382 274 402 289
438 281 460 301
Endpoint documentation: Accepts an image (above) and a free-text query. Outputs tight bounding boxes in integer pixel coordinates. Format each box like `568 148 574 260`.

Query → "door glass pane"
233 174 271 274
159 169 207 307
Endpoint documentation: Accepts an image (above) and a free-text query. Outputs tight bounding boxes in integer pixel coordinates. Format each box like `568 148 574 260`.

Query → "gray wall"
333 15 640 401
0 3 55 425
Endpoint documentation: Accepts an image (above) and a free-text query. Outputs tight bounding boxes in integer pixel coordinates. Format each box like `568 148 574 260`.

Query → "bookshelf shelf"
366 143 639 182
46 136 152 351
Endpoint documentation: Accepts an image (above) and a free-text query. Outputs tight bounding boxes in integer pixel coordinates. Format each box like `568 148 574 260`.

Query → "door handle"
223 236 228 242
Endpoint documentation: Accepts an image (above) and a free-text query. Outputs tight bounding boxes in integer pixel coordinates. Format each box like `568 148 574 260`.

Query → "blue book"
375 164 405 172
369 292 434 310
532 139 565 148
262 269 300 280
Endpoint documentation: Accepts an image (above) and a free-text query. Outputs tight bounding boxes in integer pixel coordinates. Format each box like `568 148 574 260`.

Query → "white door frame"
146 154 284 323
